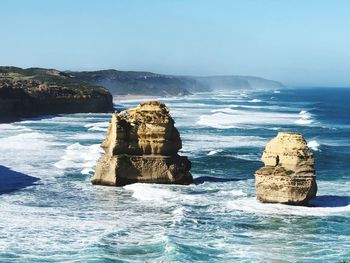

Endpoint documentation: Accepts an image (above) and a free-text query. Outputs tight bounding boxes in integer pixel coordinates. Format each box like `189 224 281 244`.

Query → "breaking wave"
226 197 350 217
308 140 320 151
249 99 262 103
84 122 109 132
54 143 103 174
123 183 195 205
295 110 314 125
197 110 300 129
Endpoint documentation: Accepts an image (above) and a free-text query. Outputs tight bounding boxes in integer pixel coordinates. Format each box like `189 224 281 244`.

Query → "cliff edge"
0 67 113 121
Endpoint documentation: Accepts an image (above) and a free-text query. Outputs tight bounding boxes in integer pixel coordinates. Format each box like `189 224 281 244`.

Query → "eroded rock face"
92 101 193 186
0 68 113 121
255 132 317 205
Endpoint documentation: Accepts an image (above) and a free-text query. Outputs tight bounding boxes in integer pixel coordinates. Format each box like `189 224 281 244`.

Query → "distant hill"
0 66 284 99
70 70 195 96
70 69 284 96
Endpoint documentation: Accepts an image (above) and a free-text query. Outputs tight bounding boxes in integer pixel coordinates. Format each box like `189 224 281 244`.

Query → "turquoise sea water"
0 87 349 262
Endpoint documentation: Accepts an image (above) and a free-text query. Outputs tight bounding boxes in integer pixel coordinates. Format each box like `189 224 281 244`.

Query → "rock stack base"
255 132 317 205
92 101 193 186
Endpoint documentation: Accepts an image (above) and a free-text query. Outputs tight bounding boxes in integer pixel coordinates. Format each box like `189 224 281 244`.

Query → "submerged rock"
255 132 317 205
92 101 193 186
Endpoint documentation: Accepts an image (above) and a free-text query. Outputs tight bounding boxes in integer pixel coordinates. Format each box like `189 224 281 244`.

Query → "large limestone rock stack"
92 101 193 186
255 132 317 205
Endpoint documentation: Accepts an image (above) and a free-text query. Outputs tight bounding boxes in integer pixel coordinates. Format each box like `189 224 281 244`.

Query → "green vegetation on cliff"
0 67 113 121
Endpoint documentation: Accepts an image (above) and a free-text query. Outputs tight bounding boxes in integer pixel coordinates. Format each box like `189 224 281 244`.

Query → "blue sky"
1 0 350 86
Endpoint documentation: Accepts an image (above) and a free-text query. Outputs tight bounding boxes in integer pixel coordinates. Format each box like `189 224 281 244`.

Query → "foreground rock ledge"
92 101 193 186
255 132 317 205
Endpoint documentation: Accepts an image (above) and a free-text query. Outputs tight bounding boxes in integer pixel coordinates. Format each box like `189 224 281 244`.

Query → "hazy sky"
1 0 350 86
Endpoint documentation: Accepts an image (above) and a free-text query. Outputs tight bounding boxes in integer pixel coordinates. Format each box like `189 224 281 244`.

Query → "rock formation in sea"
255 132 317 205
92 101 193 186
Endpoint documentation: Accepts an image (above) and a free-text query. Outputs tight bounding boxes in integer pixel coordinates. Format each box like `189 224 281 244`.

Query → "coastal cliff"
0 66 284 107
0 67 113 121
255 132 317 205
92 101 193 186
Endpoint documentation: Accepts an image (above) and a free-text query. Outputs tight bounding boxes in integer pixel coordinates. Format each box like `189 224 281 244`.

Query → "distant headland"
0 66 284 121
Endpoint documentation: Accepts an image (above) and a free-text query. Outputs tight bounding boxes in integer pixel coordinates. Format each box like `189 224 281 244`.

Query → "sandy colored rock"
255 132 317 205
92 101 193 186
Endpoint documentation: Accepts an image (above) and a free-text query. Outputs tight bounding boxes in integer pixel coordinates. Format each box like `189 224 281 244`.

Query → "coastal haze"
1 0 350 262
1 0 350 87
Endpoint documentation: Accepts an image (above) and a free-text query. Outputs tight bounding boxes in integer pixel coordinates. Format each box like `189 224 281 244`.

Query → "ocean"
0 87 349 262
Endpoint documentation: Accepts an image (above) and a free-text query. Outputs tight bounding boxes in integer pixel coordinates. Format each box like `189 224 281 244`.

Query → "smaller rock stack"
255 132 317 205
92 101 193 186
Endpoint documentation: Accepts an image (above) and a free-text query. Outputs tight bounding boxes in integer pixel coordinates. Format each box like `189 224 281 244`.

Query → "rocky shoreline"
0 67 113 121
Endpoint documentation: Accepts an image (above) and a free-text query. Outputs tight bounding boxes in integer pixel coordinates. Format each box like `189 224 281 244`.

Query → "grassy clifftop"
0 67 113 121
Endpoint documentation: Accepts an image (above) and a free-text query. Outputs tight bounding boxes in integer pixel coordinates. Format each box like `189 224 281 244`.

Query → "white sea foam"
71 133 105 140
17 120 36 124
197 110 301 129
88 127 107 132
249 99 262 103
19 116 91 127
295 119 313 125
81 167 94 175
84 122 109 132
54 143 103 172
321 139 350 147
231 154 261 161
211 108 237 114
273 90 281 94
227 104 269 109
124 183 178 202
0 132 53 149
0 123 32 132
172 207 185 217
0 131 64 177
295 110 314 125
226 197 350 217
124 183 195 204
308 140 320 151
84 122 108 131
172 207 185 224
84 122 109 128
220 189 247 197
207 150 223 156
